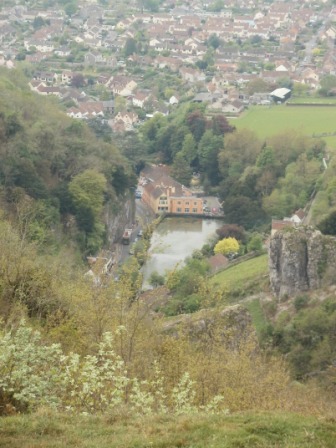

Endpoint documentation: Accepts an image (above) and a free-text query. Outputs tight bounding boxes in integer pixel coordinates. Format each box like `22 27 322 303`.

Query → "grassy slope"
1 411 335 448
210 254 268 293
229 105 336 147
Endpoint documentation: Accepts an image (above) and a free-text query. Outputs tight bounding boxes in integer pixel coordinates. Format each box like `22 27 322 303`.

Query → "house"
271 219 295 236
54 46 71 57
84 51 106 65
169 95 179 105
33 71 57 84
110 112 139 132
67 101 105 119
132 91 151 109
61 70 76 85
102 100 114 114
219 100 245 115
290 209 305 224
179 67 206 83
108 76 137 96
140 165 203 215
35 85 62 97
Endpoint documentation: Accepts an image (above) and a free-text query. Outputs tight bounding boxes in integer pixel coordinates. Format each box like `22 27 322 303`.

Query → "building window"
177 201 181 205
185 201 189 205
177 207 182 212
192 208 197 213
194 202 197 205
185 208 190 213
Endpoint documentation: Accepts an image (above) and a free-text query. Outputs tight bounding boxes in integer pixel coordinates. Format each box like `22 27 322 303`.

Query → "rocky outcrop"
163 304 254 348
269 226 336 298
104 193 135 246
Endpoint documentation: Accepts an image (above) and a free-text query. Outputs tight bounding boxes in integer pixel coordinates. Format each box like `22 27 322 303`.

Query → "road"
113 198 155 269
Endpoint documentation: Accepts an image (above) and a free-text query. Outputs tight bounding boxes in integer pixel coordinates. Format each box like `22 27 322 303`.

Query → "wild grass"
245 298 270 338
210 254 269 299
1 411 335 448
229 105 336 148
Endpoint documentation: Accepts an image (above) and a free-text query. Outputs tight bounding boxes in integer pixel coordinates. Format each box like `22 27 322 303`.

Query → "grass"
210 254 268 298
245 298 270 338
288 96 336 104
229 105 336 148
1 411 336 448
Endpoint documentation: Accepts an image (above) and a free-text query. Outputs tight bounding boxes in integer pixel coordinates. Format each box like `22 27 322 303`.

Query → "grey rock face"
269 227 336 298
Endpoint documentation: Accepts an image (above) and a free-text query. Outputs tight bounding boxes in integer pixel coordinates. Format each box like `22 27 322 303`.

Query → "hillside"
0 68 135 255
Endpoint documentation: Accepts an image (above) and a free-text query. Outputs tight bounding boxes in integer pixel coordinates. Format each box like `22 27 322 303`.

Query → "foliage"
148 271 165 287
0 68 134 255
214 238 240 256
216 224 246 242
318 210 336 235
247 233 263 252
269 297 336 380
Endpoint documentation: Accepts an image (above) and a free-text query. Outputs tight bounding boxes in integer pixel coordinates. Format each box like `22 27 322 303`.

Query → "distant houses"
271 209 305 235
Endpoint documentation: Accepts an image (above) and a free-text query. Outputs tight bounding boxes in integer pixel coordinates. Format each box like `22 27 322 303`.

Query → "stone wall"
269 226 336 298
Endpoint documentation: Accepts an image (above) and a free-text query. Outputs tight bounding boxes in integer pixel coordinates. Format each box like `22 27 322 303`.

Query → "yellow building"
141 165 203 215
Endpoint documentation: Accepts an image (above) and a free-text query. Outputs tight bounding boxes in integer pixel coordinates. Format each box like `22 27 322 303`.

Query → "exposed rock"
104 193 135 245
163 304 254 348
269 226 336 298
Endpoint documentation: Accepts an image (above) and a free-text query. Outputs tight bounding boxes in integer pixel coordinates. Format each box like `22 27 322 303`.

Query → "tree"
64 1 78 16
143 0 159 12
124 38 137 57
214 237 239 255
71 73 85 88
224 196 266 229
207 34 222 49
186 109 207 142
211 114 235 136
216 224 246 242
256 146 275 168
171 152 192 186
198 130 223 184
181 133 197 165
68 170 107 244
219 129 261 178
247 78 270 96
319 75 336 96
149 271 165 287
33 16 46 29
247 233 263 252
318 211 336 235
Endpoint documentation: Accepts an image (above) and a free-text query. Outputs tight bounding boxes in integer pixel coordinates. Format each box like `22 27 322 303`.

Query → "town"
0 0 335 131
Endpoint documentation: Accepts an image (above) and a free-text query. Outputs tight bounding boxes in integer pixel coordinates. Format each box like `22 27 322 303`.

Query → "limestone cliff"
163 304 254 348
269 226 336 298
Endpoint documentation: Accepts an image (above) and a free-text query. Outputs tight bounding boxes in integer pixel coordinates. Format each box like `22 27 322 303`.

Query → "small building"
271 219 295 236
270 88 291 103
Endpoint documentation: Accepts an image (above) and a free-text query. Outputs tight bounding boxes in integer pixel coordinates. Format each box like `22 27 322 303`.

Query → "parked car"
137 230 143 237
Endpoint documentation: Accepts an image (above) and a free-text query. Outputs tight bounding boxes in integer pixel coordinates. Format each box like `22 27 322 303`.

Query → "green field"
288 96 336 104
210 254 269 297
230 105 336 148
1 411 336 448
